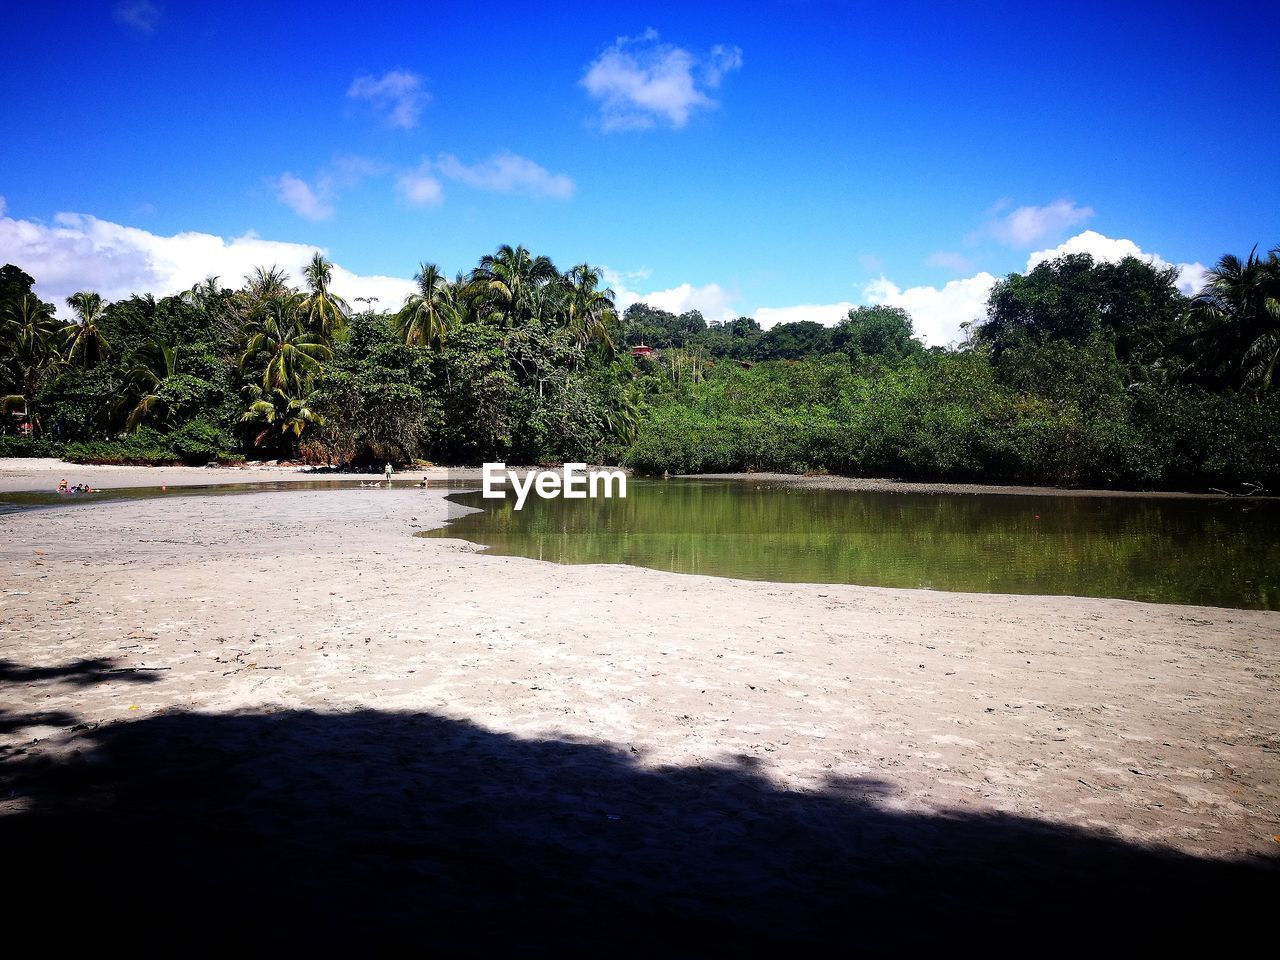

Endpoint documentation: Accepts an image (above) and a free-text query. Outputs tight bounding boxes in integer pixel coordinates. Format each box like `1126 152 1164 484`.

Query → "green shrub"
65 428 178 465
166 420 236 464
0 435 67 458
65 422 239 466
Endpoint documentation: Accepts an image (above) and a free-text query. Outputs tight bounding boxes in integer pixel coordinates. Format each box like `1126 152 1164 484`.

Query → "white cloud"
640 282 737 321
325 265 417 309
704 44 744 86
582 30 742 131
435 151 575 199
861 273 999 348
272 173 334 221
396 164 445 207
114 1 161 33
1173 262 1209 297
603 228 1210 353
754 302 855 328
605 268 738 323
326 154 388 187
1026 229 1206 295
607 259 983 346
612 271 987 346
393 152 573 206
980 199 1094 247
0 210 416 316
924 251 974 274
851 230 1209 347
599 266 651 293
347 70 428 129
271 156 386 220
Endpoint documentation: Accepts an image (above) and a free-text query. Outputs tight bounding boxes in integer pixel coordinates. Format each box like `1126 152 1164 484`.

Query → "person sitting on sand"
417 476 428 488
57 478 67 494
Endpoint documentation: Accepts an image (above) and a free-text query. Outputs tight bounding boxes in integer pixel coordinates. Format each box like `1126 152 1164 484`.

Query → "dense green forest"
2 242 1278 491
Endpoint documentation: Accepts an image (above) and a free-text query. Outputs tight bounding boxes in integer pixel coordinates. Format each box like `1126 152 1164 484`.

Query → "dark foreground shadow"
1 666 1274 953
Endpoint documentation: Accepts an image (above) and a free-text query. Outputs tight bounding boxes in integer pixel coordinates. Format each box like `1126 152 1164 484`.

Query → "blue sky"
1 1 1277 341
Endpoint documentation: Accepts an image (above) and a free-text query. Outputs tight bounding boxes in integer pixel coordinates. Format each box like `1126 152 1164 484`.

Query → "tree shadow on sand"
0 661 1274 952
0 656 166 686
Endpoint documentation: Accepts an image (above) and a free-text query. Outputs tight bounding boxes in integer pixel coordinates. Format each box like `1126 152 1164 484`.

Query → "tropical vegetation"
1 243 1278 492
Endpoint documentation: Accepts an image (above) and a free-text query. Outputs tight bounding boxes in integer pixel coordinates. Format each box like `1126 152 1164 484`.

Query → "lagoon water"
425 478 1280 610
5 475 1275 609
0 478 371 514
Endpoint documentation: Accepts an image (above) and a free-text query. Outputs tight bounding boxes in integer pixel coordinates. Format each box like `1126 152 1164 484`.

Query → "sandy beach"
2 461 1277 949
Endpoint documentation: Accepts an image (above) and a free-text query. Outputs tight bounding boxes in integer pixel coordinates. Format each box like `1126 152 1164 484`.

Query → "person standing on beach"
384 462 393 484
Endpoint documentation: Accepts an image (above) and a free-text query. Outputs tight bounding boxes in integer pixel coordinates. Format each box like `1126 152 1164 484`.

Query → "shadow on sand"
1 659 1274 952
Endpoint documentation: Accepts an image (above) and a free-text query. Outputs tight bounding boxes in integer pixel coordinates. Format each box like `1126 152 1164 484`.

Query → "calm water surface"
423 479 1280 610
0 478 459 515
5 476 1276 609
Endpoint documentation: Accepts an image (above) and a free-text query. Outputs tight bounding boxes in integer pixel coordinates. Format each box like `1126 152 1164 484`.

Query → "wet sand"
1 463 1277 948
0 456 488 492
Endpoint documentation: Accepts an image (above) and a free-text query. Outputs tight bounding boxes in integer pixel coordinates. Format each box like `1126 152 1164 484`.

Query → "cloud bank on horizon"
0 207 1207 345
607 221 1207 347
0 211 418 313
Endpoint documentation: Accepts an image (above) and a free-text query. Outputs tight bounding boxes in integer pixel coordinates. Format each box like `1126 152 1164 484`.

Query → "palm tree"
604 388 639 446
62 291 112 368
180 274 241 343
117 340 180 432
1 295 62 422
240 384 324 448
562 264 619 352
1242 296 1280 391
241 295 333 393
450 270 487 326
181 275 223 310
1189 245 1280 390
395 262 455 348
470 244 560 327
300 252 349 337
239 265 293 319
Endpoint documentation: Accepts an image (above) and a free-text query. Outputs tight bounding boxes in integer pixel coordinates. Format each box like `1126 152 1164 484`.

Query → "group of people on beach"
57 479 95 494
358 465 431 489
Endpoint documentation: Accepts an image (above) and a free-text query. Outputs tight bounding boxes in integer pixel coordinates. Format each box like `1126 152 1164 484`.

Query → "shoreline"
687 471 1277 501
3 457 1269 501
0 457 499 494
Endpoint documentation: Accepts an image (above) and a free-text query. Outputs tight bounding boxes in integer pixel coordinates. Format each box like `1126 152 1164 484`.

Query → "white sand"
1 462 1276 945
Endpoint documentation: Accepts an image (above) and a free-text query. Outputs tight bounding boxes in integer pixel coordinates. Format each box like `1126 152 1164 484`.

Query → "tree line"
623 247 1280 490
1 242 1277 490
0 245 633 468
